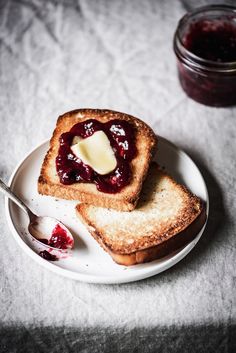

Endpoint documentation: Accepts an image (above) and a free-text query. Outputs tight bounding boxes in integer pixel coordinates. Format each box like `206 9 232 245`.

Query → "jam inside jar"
173 5 236 107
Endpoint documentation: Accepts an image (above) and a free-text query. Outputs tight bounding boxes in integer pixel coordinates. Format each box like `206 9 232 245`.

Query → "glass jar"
173 5 236 107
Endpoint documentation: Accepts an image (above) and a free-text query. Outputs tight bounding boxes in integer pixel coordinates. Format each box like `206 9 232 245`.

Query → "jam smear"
40 224 73 250
49 224 72 249
184 20 236 62
56 119 137 193
39 250 57 261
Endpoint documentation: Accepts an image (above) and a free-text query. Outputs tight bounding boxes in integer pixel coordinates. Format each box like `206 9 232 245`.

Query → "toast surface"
38 109 157 211
76 163 207 265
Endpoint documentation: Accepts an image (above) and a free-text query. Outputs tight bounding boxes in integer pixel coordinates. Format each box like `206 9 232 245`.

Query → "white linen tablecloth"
0 0 235 352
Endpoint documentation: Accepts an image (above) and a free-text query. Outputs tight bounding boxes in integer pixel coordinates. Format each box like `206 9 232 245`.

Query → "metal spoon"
0 179 74 257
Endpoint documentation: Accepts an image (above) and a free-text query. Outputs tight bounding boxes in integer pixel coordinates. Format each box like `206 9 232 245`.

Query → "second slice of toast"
76 163 207 266
38 109 157 211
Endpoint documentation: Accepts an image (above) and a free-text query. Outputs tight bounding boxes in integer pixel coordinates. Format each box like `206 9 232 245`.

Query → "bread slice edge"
38 108 157 211
76 201 206 266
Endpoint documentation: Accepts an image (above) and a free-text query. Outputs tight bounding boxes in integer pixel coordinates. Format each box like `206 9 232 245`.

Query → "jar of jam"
173 5 236 107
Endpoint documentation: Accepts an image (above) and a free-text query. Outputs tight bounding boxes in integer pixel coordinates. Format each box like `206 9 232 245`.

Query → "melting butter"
71 131 117 175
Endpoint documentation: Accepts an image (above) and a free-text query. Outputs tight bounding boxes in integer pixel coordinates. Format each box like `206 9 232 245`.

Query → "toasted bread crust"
76 205 206 266
38 109 157 211
76 164 207 265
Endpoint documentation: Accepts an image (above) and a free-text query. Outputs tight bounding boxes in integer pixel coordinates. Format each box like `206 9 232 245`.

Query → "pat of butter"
72 136 82 145
71 131 117 175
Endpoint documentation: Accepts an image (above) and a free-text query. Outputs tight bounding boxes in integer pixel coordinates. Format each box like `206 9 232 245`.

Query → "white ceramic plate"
5 137 209 284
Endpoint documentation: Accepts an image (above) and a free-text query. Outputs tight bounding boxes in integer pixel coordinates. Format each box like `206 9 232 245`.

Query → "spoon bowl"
0 179 74 258
28 216 74 250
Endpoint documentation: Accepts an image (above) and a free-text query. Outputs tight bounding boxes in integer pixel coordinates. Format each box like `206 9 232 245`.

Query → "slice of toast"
76 163 207 266
38 109 157 211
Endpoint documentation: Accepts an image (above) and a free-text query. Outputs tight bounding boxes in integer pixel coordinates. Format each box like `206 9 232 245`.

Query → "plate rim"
5 137 209 284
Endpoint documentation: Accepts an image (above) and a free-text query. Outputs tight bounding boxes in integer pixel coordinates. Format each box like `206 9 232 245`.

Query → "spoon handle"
0 178 34 219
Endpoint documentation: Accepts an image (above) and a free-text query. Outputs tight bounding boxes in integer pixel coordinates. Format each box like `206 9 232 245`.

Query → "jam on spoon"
0 179 74 260
29 217 74 251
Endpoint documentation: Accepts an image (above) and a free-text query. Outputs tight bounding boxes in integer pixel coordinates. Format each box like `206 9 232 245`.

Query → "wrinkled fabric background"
0 0 236 352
